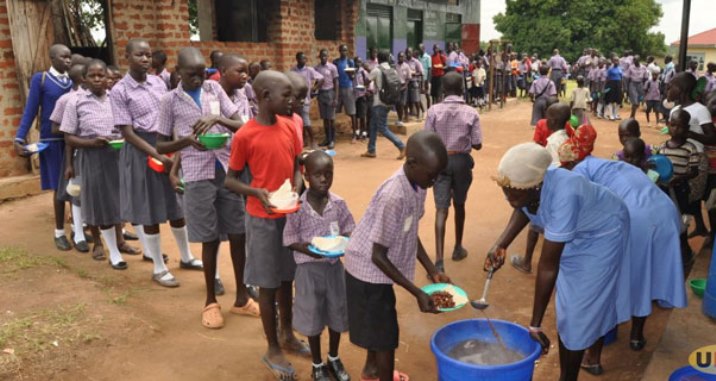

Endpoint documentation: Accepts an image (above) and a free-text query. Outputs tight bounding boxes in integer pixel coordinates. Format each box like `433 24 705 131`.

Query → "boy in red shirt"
226 71 307 380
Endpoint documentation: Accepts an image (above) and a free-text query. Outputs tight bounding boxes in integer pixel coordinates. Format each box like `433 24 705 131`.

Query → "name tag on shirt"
403 215 413 233
210 101 220 116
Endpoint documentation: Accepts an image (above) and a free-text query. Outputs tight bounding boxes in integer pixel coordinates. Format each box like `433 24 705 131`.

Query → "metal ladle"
470 268 494 310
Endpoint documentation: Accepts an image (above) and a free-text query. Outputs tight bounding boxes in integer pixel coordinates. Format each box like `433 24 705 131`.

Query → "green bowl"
690 278 706 297
198 133 230 149
569 115 580 128
108 139 125 150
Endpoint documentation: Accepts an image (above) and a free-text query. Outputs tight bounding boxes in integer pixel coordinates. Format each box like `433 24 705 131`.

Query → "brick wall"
0 5 26 178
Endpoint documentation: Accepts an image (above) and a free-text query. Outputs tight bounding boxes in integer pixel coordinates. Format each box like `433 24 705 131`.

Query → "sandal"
510 255 532 274
201 303 224 329
360 370 410 381
630 339 646 351
279 337 311 358
91 245 106 261
261 355 296 381
229 299 260 317
580 363 604 376
118 242 141 255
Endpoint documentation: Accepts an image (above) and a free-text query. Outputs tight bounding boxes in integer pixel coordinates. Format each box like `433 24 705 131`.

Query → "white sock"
215 251 221 279
100 227 124 265
54 228 65 238
146 233 168 274
72 205 86 242
328 354 340 362
133 224 149 253
171 226 195 263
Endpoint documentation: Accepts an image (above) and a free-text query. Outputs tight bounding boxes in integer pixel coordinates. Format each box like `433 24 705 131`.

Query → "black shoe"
143 253 169 263
328 141 335 149
630 339 646 351
179 258 204 270
55 236 72 251
123 231 138 241
109 260 128 270
312 364 332 381
215 278 225 296
327 357 350 381
451 246 468 261
74 239 89 253
318 140 329 147
247 285 259 301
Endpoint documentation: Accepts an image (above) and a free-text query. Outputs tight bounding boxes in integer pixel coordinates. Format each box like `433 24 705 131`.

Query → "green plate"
108 139 125 150
421 283 468 312
198 133 230 150
690 278 706 298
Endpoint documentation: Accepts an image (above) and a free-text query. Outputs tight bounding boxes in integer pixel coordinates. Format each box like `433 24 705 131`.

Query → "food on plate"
311 236 348 252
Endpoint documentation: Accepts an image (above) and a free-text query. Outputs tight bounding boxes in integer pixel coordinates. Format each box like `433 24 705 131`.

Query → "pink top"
314 62 339 91
156 80 238 182
626 65 648 83
424 95 482 153
157 69 171 90
60 91 119 139
230 87 253 120
283 192 356 265
50 88 82 124
408 57 424 81
344 167 426 284
529 77 557 98
397 61 411 85
110 74 167 133
291 65 324 104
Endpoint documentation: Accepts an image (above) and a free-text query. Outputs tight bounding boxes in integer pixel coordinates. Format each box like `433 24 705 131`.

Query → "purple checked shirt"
50 88 82 124
408 57 424 82
110 74 167 133
291 65 324 104
644 78 661 101
283 192 356 265
397 61 411 85
547 55 568 71
354 67 369 98
424 95 482 153
156 80 238 182
626 65 648 83
529 77 557 99
157 69 171 90
60 91 120 139
344 167 426 285
315 62 338 91
230 87 253 121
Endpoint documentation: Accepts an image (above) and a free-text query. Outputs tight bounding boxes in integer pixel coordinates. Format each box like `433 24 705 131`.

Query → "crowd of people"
10 37 716 381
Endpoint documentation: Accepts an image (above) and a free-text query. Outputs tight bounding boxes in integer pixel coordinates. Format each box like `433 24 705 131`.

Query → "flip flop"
279 337 311 358
118 242 141 255
630 339 647 351
360 370 410 381
261 355 296 381
92 246 106 261
229 298 260 317
580 363 604 376
201 303 224 329
510 255 532 274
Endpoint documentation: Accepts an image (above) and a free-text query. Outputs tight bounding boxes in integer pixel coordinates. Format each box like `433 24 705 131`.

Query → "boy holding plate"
283 150 355 381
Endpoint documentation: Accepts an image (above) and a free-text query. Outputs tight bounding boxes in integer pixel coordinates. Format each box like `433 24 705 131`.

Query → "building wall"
0 4 27 178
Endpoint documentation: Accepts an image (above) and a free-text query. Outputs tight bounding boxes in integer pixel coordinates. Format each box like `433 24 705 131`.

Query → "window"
445 13 461 47
406 9 423 50
686 54 705 71
366 5 392 52
215 0 271 42
447 0 460 5
315 0 340 40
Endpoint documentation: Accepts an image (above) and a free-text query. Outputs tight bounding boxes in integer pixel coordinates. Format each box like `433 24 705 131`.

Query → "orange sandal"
229 298 261 318
201 303 224 329
360 370 410 381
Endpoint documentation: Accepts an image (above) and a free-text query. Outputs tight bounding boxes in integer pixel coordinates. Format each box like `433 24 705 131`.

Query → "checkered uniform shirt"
60 90 120 139
291 66 324 105
50 88 82 125
230 87 253 122
424 95 482 153
156 80 238 182
344 167 426 284
315 63 338 91
408 57 424 82
110 74 167 133
397 61 411 84
283 192 356 265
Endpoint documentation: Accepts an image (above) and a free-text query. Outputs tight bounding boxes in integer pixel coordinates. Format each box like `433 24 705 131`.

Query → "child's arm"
192 112 244 135
169 151 183 193
484 208 530 271
225 168 274 212
417 237 450 283
51 122 61 135
63 144 75 180
288 243 323 259
371 242 439 314
63 133 109 149
156 134 205 154
121 125 173 170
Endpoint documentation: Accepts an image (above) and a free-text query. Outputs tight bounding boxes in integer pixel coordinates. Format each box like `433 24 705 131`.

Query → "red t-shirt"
432 53 447 77
229 117 301 219
533 120 573 146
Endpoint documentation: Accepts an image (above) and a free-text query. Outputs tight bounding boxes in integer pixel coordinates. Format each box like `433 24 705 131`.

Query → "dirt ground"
0 98 697 380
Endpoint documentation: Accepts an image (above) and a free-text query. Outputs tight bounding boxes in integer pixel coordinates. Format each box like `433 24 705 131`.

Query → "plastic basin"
198 133 229 149
691 279 707 298
669 365 716 380
431 319 541 381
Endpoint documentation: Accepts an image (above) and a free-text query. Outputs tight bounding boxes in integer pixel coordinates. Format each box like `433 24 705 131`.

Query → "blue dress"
573 156 687 318
523 168 629 351
16 71 73 190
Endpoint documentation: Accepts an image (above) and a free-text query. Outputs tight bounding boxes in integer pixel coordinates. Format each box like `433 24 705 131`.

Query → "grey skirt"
119 130 183 226
628 81 645 105
79 145 120 226
56 150 81 206
531 96 548 126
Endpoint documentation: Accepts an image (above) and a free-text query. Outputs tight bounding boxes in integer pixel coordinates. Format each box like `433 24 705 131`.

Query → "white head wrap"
494 143 553 189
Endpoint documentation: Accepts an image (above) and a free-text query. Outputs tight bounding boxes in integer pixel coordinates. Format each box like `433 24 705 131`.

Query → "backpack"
379 66 402 105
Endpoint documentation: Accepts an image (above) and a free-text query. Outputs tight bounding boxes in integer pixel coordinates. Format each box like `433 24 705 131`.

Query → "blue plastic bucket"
703 244 716 319
669 365 716 380
431 319 541 381
604 326 618 346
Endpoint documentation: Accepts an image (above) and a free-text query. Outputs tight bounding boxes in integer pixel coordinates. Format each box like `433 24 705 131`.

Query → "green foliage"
493 0 667 62
188 0 199 37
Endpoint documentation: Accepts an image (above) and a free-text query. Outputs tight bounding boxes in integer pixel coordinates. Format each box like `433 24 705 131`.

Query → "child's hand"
529 330 551 355
193 115 219 136
417 291 439 314
253 188 276 214
184 135 207 151
297 243 323 259
169 173 183 194
91 137 109 148
64 165 74 180
159 155 174 174
13 141 30 157
430 272 452 284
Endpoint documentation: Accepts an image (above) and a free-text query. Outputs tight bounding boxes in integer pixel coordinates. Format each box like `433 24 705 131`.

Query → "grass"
0 247 65 274
0 303 87 352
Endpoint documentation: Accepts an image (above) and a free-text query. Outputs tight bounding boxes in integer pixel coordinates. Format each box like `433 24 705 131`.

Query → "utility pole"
677 0 691 72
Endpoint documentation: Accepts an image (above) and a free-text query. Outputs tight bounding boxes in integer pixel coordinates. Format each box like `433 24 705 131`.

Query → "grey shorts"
399 88 408 106
337 88 356 115
408 81 421 103
301 102 312 127
183 168 245 242
293 261 349 336
433 153 474 209
244 214 296 288
318 89 336 120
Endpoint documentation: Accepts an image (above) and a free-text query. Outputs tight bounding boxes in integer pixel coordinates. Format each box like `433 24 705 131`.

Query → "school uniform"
547 54 567 86
644 78 661 114
396 61 412 106
424 95 481 209
528 77 557 125
354 67 369 119
419 52 432 92
626 65 648 105
15 67 73 191
157 69 171 90
229 116 302 289
334 57 356 116
110 73 183 226
344 167 425 351
60 91 121 227
51 88 83 206
282 192 355 337
407 57 424 104
315 62 339 120
291 65 324 129
156 80 242 242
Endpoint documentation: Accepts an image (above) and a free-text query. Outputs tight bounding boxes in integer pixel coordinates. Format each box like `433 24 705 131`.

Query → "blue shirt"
607 66 623 81
333 57 355 89
185 87 202 108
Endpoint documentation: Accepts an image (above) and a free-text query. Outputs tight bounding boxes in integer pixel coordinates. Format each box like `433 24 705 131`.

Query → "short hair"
623 137 646 154
295 52 304 60
259 59 271 70
83 59 107 76
664 55 672 63
152 50 167 64
107 65 120 73
670 108 691 127
377 50 390 63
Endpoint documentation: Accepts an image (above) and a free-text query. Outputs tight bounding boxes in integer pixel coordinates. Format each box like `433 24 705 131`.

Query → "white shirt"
672 103 712 152
546 130 569 165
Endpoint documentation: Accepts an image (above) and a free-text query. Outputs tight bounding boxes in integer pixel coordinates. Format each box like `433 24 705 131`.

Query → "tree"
493 0 666 62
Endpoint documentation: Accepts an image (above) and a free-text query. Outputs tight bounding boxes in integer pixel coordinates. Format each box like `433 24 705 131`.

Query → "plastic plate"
308 236 349 258
421 283 468 312
270 202 301 214
25 142 49 154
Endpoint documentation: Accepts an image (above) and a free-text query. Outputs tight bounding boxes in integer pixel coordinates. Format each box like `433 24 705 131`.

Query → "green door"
367 5 392 52
445 23 461 46
407 20 423 50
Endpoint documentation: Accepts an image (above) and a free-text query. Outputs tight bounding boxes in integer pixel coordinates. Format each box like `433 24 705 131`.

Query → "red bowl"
147 153 173 173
